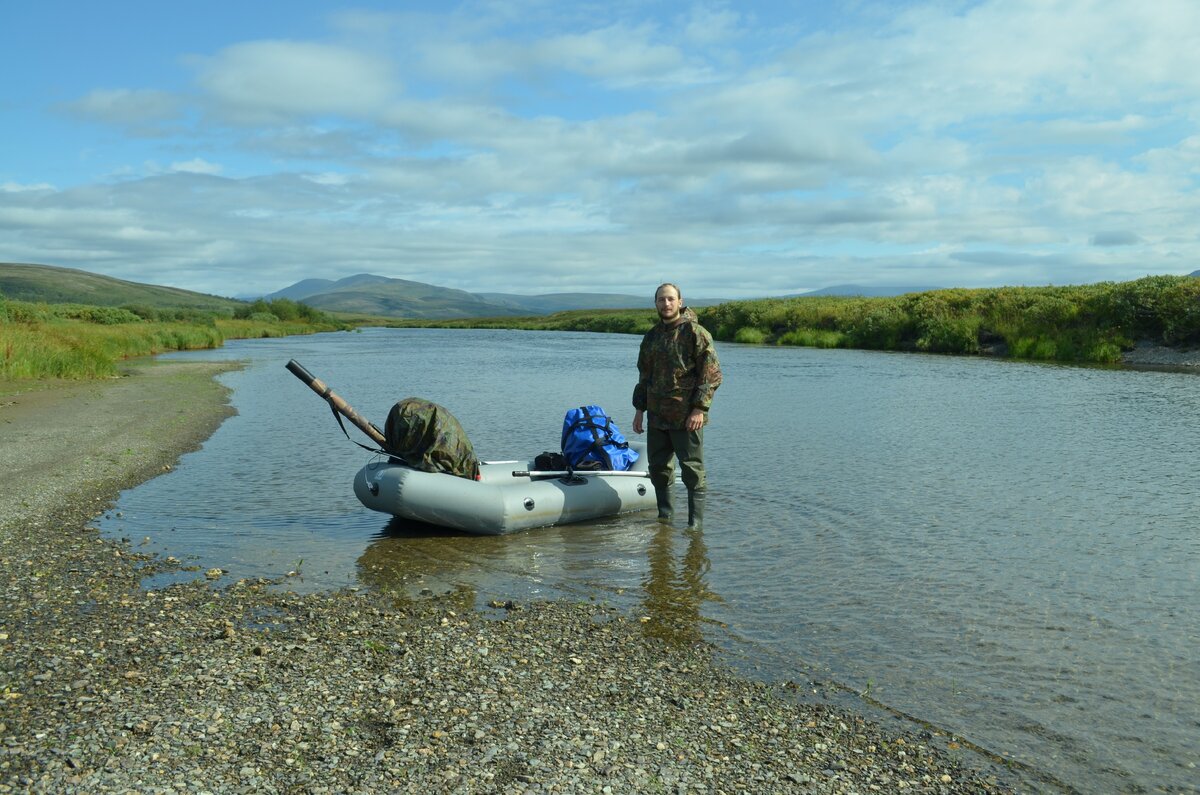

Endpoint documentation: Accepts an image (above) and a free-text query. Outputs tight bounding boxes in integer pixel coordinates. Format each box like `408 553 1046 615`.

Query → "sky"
2 0 1199 300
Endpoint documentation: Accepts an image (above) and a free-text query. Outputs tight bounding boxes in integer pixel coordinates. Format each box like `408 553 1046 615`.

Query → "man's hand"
633 409 645 434
685 409 705 432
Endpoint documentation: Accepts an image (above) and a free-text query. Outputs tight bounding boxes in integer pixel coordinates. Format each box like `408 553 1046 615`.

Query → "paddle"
285 359 387 448
511 469 649 478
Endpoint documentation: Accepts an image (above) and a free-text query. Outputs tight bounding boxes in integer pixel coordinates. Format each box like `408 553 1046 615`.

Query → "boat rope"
323 398 395 459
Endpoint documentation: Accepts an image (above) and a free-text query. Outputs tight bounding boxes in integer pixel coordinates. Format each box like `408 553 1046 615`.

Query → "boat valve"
523 498 535 511
637 484 646 496
368 482 379 496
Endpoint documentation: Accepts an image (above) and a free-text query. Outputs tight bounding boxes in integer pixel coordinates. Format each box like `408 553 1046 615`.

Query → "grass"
701 276 1200 363
385 306 659 335
1 296 349 380
9 272 1199 375
378 275 1200 366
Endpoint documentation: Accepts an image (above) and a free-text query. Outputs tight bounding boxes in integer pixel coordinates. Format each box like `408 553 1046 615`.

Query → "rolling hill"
793 284 943 297
472 292 645 313
261 273 395 301
0 262 243 313
267 274 523 318
264 274 650 318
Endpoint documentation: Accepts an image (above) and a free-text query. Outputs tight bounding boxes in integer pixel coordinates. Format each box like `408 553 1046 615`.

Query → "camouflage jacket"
632 307 723 430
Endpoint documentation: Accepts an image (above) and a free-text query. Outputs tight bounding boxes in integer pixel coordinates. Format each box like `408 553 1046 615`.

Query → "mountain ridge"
262 274 654 318
0 262 243 312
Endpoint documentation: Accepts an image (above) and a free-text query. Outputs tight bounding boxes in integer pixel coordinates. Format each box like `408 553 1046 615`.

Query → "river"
100 327 1200 793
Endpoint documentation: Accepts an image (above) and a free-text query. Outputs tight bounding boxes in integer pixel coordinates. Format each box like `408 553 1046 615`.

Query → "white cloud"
304 172 352 186
170 159 223 175
679 6 744 47
194 41 398 122
527 24 699 87
411 20 712 90
7 0 1200 297
63 88 181 131
1139 136 1200 175
1 181 55 193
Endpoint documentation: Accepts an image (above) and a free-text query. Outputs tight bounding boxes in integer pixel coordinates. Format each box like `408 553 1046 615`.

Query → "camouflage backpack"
384 398 480 480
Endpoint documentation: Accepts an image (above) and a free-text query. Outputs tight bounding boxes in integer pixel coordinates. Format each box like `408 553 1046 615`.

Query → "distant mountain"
1190 270 1200 277
475 292 645 314
267 275 690 318
793 284 943 297
0 263 721 320
0 262 242 312
263 274 527 319
476 292 731 313
304 288 520 319
265 273 394 301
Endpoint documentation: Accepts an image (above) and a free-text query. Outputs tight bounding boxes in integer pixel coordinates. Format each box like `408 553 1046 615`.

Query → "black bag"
534 451 566 471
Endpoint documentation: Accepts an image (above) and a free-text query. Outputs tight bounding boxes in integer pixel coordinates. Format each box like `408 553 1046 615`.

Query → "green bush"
1089 341 1124 363
843 301 913 350
916 315 981 354
733 327 767 344
62 305 144 325
365 274 1200 366
778 329 843 348
1009 336 1059 360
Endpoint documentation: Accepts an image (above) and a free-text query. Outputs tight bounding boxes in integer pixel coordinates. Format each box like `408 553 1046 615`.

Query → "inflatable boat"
284 360 655 535
353 441 656 534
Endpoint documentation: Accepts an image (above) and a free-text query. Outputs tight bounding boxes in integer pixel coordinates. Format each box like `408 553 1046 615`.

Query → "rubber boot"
687 488 705 528
655 486 674 521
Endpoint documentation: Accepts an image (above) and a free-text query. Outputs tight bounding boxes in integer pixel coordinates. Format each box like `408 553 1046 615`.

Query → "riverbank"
1 362 1028 793
1120 340 1200 368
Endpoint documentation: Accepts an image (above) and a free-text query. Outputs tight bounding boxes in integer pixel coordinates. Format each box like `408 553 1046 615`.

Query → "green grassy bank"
389 275 1200 365
1 297 349 380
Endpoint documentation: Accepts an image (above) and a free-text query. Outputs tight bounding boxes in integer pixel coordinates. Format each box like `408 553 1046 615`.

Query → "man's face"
655 287 682 322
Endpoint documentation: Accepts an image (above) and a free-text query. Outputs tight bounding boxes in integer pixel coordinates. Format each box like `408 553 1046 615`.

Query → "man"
632 283 722 528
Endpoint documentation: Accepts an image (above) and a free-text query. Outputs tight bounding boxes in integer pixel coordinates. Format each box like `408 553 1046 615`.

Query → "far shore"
1119 340 1200 368
1 360 1052 793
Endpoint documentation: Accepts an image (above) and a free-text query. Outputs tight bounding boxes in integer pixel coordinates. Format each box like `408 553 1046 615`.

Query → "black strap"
581 406 628 469
580 407 606 468
326 399 394 458
562 407 630 470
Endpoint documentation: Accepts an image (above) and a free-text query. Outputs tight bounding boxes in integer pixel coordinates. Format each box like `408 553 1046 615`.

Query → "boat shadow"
375 515 473 539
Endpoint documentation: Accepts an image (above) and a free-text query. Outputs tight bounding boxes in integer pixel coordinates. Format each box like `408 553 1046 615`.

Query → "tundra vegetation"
394 275 1200 364
1 297 347 380
6 275 1198 380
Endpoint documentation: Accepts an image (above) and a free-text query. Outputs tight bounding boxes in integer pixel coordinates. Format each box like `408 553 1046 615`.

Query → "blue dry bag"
561 405 638 471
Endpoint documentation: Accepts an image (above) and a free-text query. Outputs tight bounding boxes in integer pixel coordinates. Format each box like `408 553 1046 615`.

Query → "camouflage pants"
647 426 705 493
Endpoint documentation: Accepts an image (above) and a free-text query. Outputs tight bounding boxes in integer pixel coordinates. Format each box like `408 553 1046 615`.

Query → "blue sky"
2 0 1199 299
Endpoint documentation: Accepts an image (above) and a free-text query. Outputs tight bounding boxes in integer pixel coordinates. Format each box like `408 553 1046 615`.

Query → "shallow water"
101 328 1200 793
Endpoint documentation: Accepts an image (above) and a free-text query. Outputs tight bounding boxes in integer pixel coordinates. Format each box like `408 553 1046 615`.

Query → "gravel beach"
0 361 1033 794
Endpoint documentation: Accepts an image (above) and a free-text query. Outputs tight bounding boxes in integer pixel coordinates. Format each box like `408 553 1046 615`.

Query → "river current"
100 328 1200 793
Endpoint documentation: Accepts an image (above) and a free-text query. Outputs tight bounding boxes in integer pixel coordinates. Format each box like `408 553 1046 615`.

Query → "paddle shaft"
285 359 386 446
512 470 650 478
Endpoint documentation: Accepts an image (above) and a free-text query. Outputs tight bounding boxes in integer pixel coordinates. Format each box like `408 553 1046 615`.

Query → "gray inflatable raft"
353 440 656 534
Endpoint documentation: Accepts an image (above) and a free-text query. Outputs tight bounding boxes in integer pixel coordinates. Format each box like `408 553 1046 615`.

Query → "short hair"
654 283 681 300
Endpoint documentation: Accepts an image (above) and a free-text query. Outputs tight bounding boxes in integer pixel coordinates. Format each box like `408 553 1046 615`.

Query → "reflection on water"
640 523 721 647
357 518 471 600
357 514 725 652
99 329 1200 795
